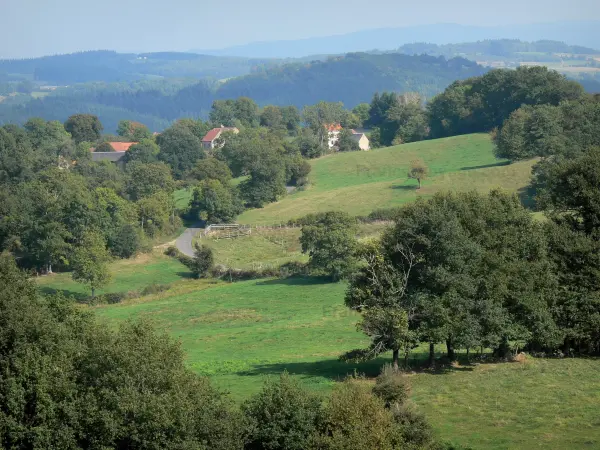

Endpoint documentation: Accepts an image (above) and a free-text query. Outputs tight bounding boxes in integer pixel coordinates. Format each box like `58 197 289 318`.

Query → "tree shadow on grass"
237 358 386 381
236 355 481 383
517 184 538 210
390 184 417 191
255 276 334 286
39 286 89 303
461 161 510 171
176 271 196 279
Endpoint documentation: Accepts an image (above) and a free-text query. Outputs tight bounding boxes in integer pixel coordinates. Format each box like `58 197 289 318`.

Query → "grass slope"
36 251 189 300
238 134 536 224
93 277 600 449
197 222 391 270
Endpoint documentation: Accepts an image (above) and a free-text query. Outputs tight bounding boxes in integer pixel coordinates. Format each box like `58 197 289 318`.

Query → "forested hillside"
0 50 281 84
0 53 486 131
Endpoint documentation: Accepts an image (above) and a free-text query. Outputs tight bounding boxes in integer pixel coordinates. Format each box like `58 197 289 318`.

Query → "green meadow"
236 133 537 224
89 276 600 450
36 133 600 449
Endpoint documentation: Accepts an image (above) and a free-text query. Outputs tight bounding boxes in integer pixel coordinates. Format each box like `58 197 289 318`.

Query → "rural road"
175 226 202 257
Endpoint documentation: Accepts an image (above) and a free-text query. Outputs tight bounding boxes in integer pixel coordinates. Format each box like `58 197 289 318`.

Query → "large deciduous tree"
190 179 244 223
64 114 103 144
300 211 358 281
156 124 205 178
345 191 559 366
71 230 112 298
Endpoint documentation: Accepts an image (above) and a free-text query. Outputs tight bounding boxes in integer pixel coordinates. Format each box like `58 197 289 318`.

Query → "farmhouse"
201 126 240 149
90 141 137 163
351 130 370 151
326 123 370 151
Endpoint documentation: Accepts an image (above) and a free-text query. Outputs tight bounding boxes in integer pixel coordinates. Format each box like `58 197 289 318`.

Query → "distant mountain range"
194 21 600 58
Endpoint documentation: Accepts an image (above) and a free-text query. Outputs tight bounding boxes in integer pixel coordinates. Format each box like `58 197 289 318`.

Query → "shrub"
164 246 180 257
372 364 411 408
109 224 142 259
189 244 214 279
317 378 402 450
390 403 435 449
242 373 322 450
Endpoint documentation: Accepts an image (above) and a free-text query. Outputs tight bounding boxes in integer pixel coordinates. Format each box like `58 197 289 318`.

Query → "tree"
126 162 175 201
190 179 244 223
189 243 214 278
243 373 322 450
95 141 115 152
234 96 260 128
64 114 103 144
285 153 312 186
210 99 237 127
156 124 205 178
428 66 584 138
352 103 371 128
109 223 142 259
187 157 233 185
137 191 174 236
317 378 402 450
122 138 160 164
386 95 429 144
346 191 559 365
336 129 360 152
0 254 244 449
71 230 112 298
533 146 600 234
299 211 358 281
407 159 429 189
294 130 325 159
260 105 284 130
281 105 301 135
117 120 152 141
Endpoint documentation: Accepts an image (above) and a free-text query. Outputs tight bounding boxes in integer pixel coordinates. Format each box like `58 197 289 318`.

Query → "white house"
326 124 370 151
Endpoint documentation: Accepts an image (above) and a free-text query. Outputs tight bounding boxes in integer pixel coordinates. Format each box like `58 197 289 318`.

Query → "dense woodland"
0 53 487 131
1 64 600 448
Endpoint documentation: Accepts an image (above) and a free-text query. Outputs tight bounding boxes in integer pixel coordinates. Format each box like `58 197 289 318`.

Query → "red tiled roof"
202 128 222 142
109 142 137 152
325 123 342 132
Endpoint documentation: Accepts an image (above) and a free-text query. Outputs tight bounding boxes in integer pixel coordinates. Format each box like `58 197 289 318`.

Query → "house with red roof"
201 126 239 149
90 142 137 163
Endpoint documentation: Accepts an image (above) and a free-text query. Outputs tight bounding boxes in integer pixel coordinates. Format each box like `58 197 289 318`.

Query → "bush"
390 403 435 449
242 373 322 450
190 244 214 278
164 246 180 257
109 224 142 258
317 378 402 450
372 364 411 407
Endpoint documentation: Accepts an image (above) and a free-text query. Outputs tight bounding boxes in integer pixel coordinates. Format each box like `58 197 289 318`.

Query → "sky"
1 0 600 58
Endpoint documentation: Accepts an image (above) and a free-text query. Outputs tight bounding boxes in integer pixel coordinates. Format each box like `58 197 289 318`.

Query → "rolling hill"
0 53 487 131
237 134 537 224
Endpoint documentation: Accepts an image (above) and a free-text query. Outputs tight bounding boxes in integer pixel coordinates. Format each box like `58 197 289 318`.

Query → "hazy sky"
1 0 599 58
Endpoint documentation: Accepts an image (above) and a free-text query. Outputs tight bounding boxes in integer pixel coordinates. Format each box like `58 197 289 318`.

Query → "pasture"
236 134 536 224
91 276 600 449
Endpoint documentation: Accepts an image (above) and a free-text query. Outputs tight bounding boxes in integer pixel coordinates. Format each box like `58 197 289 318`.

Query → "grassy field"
197 221 391 270
36 251 190 300
92 277 600 449
237 134 537 224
